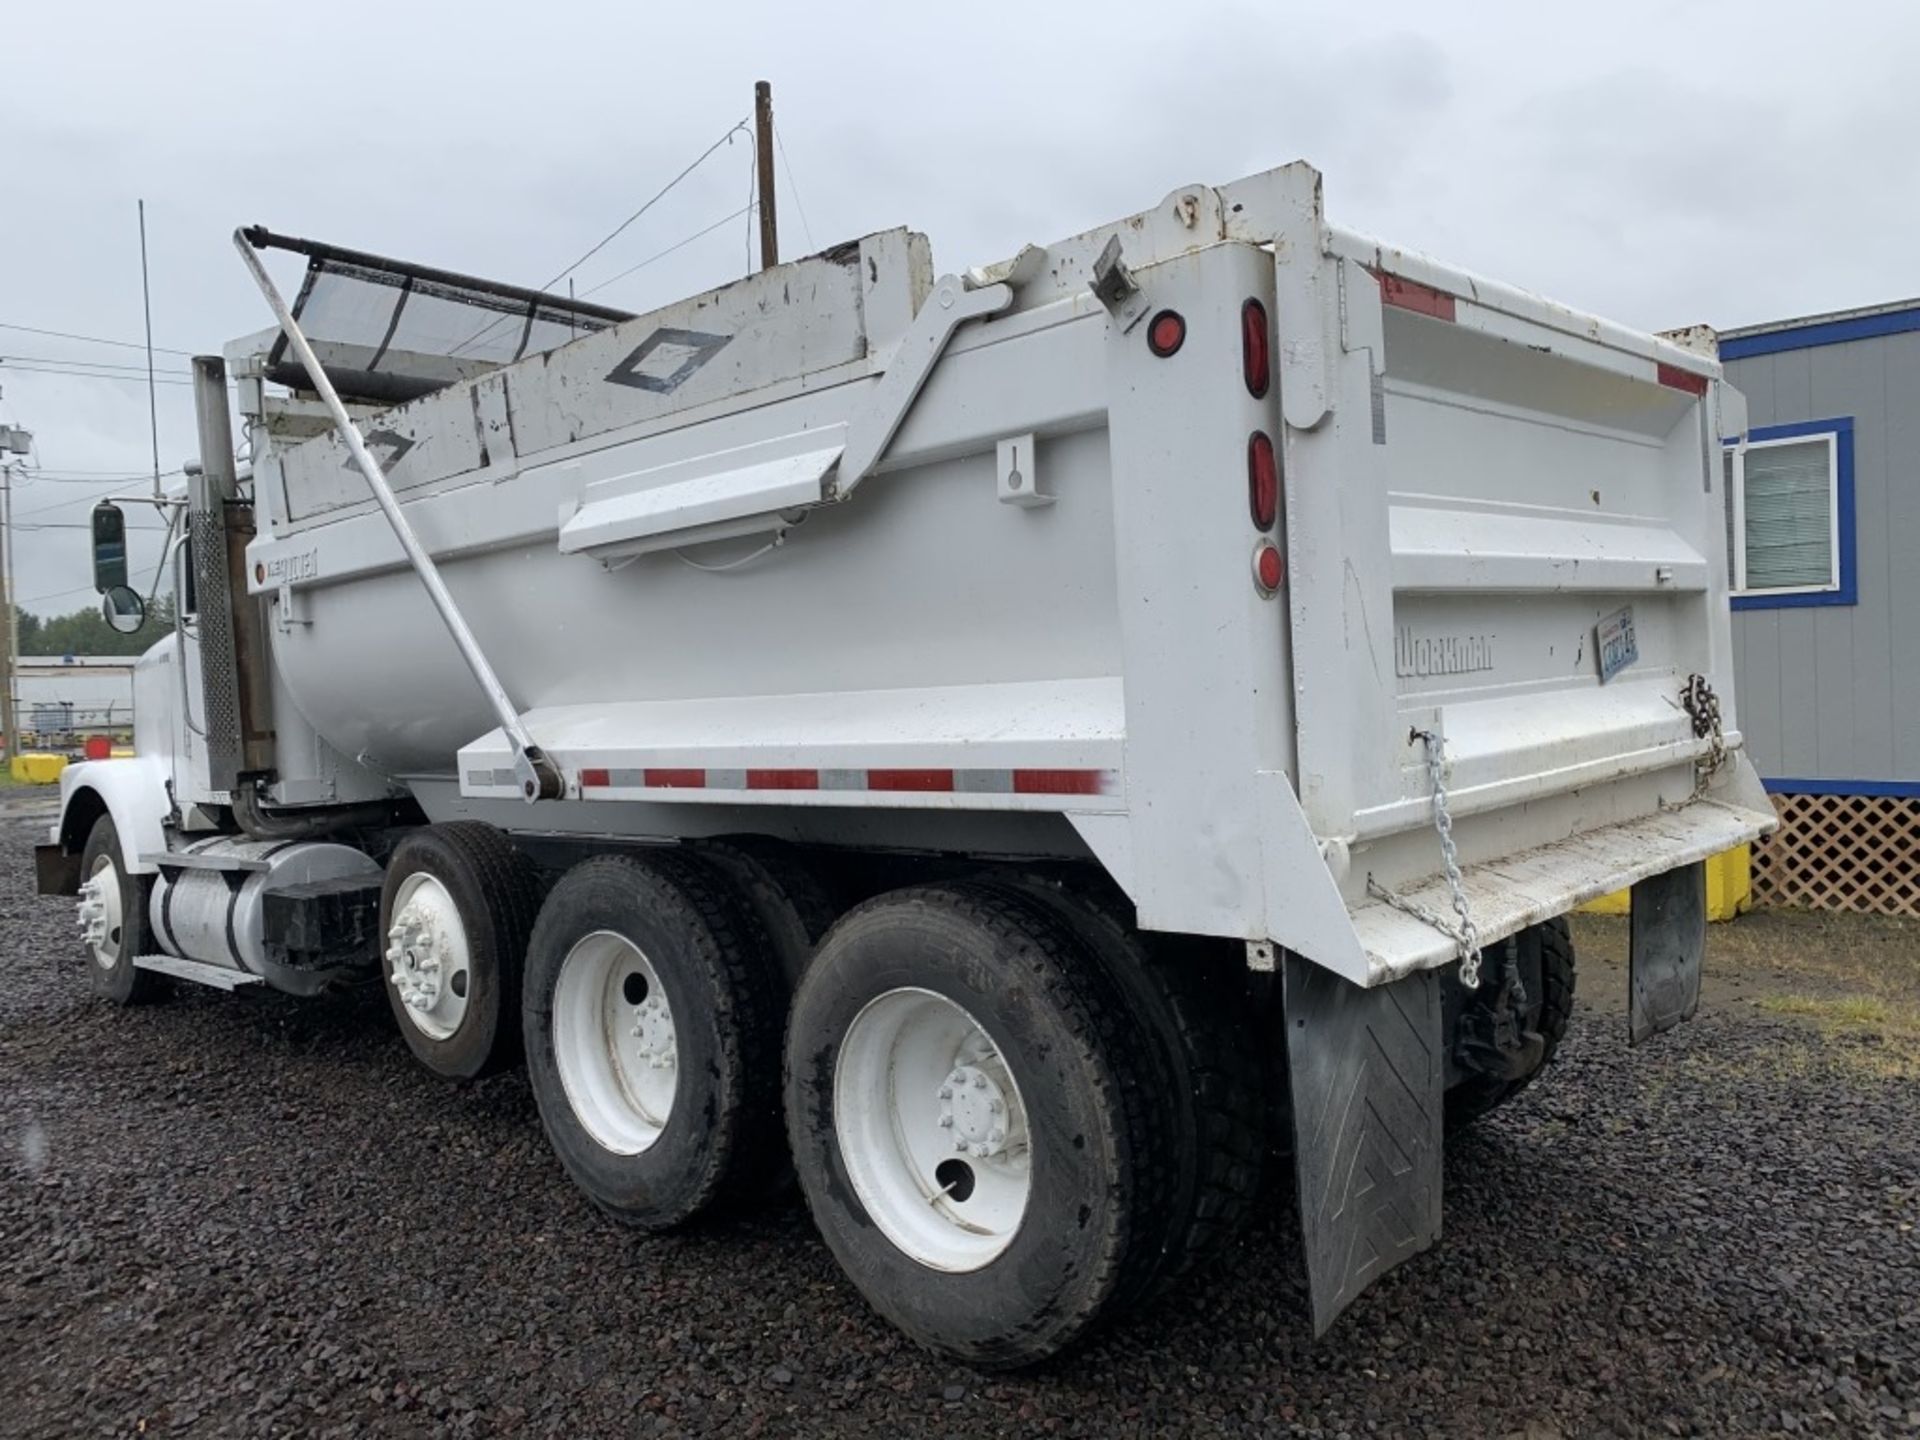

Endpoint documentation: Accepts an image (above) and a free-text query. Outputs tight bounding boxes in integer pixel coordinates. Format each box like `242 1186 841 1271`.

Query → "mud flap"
1628 860 1706 1044
1283 954 1443 1335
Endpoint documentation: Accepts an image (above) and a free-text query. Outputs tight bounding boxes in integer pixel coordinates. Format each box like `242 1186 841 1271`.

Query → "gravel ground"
3 811 1917 1438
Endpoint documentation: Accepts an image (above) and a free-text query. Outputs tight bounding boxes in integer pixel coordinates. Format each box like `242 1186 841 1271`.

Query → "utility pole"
755 81 779 271
0 427 25 764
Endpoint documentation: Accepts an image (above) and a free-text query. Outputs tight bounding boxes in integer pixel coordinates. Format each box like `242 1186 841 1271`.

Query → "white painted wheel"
552 931 679 1155
835 986 1032 1273
76 853 123 970
384 872 472 1042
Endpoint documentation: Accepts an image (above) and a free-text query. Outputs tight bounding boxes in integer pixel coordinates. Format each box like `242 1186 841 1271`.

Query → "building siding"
1726 328 1920 786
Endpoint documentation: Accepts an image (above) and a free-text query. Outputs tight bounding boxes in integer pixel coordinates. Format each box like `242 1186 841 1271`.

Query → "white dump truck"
37 160 1774 1368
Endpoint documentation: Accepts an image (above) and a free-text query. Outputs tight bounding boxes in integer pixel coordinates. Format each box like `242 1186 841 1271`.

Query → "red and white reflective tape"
562 766 1119 797
1370 269 1456 322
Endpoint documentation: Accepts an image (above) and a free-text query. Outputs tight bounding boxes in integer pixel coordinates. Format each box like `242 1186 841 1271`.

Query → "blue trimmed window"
1723 417 1855 610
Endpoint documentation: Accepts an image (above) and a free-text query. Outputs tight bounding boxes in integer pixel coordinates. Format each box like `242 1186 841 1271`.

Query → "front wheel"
785 883 1158 1370
76 814 163 1005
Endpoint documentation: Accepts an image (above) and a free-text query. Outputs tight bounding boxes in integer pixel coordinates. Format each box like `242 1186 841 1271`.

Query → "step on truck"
36 160 1775 1368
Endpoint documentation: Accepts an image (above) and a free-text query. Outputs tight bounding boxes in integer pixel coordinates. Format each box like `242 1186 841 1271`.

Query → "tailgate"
1282 232 1774 979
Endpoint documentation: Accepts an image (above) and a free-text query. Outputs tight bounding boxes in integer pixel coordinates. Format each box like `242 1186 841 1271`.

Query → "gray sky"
4 0 1916 619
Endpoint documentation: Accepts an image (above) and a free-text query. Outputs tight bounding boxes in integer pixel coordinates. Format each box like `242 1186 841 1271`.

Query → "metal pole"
139 200 161 499
755 81 779 271
0 463 15 767
231 231 560 802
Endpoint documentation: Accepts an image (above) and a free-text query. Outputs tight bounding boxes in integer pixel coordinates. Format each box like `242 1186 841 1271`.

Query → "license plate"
1596 605 1638 684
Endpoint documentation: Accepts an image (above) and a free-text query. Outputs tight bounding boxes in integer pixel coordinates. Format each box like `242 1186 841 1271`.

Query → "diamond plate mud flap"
1283 954 1443 1336
1629 860 1706 1044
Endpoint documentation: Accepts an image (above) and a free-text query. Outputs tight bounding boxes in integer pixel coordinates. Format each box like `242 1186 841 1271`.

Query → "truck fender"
49 757 175 881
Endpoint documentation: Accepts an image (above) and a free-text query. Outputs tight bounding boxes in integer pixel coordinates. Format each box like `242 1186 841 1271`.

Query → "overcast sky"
4 0 1916 619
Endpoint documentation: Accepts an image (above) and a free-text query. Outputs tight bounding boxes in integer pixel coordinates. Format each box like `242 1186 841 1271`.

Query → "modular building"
1720 300 1920 913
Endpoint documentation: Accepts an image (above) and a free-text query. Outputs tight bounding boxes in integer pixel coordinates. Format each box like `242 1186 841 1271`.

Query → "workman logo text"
605 328 732 394
1394 627 1496 678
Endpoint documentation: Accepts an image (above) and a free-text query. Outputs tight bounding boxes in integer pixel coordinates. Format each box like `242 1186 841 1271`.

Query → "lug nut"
938 1115 954 1128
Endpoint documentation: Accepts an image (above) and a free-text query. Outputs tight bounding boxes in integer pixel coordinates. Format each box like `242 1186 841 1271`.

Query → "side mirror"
91 503 129 593
101 585 146 635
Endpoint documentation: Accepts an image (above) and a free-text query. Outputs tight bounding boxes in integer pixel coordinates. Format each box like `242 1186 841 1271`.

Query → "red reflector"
1253 541 1284 595
84 735 112 762
1375 271 1457 322
643 768 705 788
1012 769 1105 795
746 769 818 790
1656 362 1708 396
1241 299 1271 398
867 769 955 792
579 767 610 788
1247 431 1278 531
1147 309 1186 358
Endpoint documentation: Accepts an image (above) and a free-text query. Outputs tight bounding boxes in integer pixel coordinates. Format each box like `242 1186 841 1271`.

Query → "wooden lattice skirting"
1751 792 1920 915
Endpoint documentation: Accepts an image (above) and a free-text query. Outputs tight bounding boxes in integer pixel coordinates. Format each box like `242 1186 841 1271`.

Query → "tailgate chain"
1365 729 1526 1007
1682 673 1727 798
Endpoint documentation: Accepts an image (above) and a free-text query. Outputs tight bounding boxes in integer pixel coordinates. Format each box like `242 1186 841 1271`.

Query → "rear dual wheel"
785 880 1260 1369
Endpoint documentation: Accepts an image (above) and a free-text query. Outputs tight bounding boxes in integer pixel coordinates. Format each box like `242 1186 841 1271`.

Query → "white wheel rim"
553 931 678 1155
835 987 1032 1273
384 873 472 1042
76 854 123 970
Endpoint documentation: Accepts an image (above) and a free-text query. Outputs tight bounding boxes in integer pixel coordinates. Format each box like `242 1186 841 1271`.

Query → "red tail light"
1248 431 1278 530
1241 299 1270 399
1147 309 1186 357
1253 540 1284 595
84 735 112 761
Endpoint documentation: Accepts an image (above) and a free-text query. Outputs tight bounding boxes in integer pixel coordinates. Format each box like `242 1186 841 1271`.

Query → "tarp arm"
233 229 563 803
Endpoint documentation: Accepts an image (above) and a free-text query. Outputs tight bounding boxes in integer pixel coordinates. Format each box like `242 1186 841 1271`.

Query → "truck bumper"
1347 755 1776 987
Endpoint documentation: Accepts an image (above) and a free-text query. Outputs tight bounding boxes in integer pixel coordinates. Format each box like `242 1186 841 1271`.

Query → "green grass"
1751 991 1920 1080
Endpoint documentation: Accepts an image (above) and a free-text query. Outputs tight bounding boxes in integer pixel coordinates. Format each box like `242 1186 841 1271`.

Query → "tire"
785 882 1163 1370
993 870 1265 1298
691 838 838 990
1444 917 1576 1133
77 814 164 1005
522 851 786 1230
378 822 540 1082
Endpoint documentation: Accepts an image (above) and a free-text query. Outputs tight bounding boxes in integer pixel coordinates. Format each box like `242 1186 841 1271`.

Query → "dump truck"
35 160 1775 1368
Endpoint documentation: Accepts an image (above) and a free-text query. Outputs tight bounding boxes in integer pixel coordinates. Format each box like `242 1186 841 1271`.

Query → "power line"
0 351 193 376
449 117 752 360
0 320 196 358
14 519 171 532
580 206 756 299
0 368 195 391
13 465 159 477
10 472 187 520
540 119 751 295
775 125 816 252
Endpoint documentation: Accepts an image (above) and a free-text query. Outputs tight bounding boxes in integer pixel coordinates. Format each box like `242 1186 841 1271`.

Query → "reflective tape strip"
569 766 1118 797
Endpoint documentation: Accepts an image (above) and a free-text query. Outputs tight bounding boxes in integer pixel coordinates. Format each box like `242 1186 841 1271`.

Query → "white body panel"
84 161 1769 985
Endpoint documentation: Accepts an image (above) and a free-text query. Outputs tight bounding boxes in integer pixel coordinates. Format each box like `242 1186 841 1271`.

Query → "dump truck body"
42 160 1772 1361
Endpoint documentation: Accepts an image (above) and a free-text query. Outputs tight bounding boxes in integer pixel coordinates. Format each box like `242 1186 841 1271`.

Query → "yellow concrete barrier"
1579 844 1752 921
8 752 69 785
